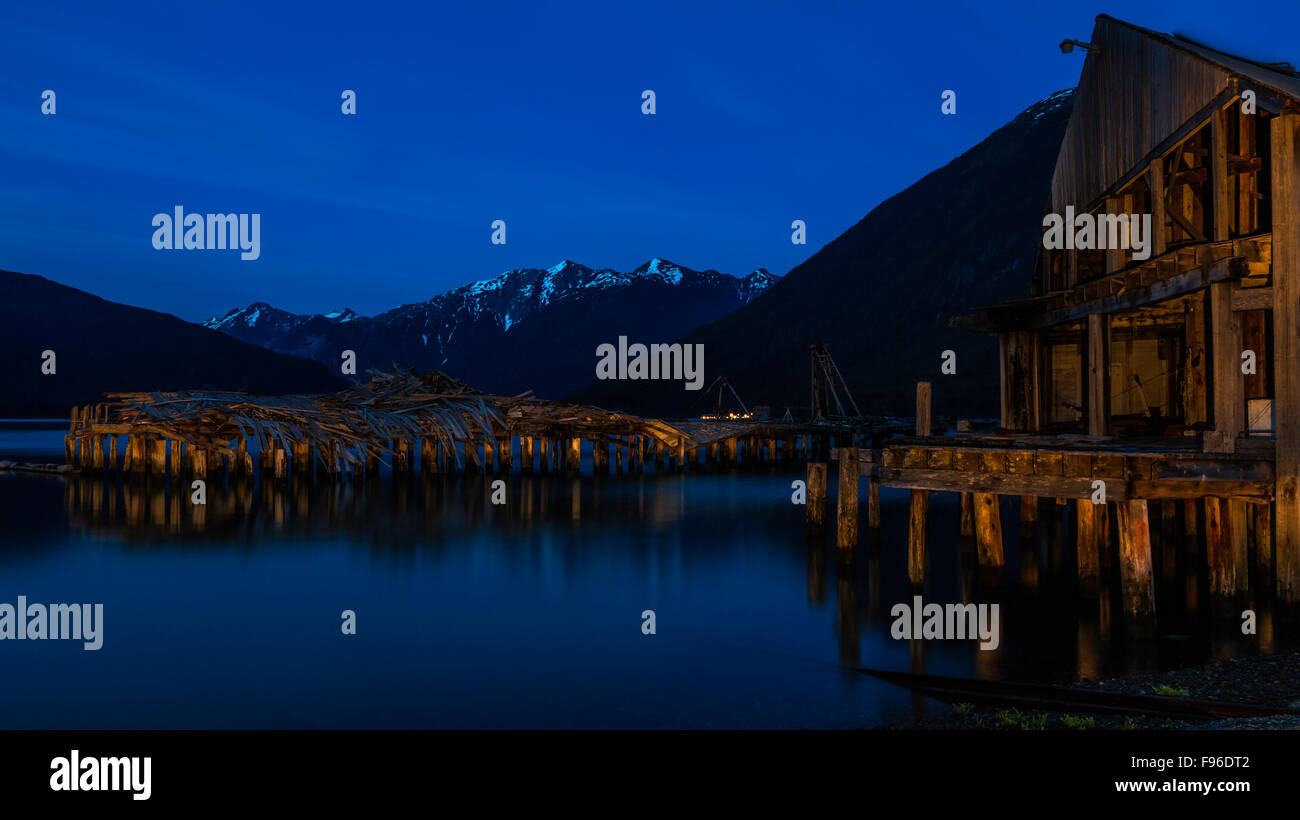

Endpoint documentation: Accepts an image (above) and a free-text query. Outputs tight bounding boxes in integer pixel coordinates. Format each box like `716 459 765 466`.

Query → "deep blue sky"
1 1 1294 322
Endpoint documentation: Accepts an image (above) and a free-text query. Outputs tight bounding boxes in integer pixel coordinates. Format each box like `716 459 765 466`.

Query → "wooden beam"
837 448 859 549
1213 105 1230 242
1209 281 1243 452
1116 499 1156 636
806 462 827 527
875 467 1117 499
1149 159 1166 258
1231 286 1272 312
908 490 927 583
1273 112 1300 603
1087 313 1109 436
1076 499 1101 595
973 493 1004 567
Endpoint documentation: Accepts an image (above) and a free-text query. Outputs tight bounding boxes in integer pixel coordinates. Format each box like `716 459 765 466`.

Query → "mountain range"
204 259 777 399
569 90 1076 419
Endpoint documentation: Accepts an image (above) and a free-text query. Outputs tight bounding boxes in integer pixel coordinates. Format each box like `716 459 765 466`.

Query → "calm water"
0 424 1287 728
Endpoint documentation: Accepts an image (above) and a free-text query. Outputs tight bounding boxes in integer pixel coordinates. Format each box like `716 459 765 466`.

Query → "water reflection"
54 470 1299 715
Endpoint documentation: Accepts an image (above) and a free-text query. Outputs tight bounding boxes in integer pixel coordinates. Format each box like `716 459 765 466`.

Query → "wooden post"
1272 112 1300 602
908 489 927 583
1076 499 1101 595
1208 281 1242 452
235 438 248 477
149 438 166 474
499 437 511 473
539 438 550 473
916 382 932 436
1087 313 1109 436
1148 158 1166 258
1116 499 1156 635
1212 104 1230 242
1020 495 1037 524
568 437 581 474
973 493 1004 567
837 447 859 550
520 437 533 473
911 381 931 575
676 438 686 472
191 446 208 480
867 477 880 529
108 435 117 473
960 493 974 536
1256 502 1274 575
806 462 827 527
1205 497 1248 599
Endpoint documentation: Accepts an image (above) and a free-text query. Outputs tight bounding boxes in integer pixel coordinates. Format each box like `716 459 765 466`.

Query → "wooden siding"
1051 17 1231 215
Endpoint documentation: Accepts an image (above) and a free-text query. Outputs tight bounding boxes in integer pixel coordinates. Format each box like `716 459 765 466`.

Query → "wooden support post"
499 437 511 473
676 438 686 472
293 442 310 474
90 435 104 472
149 438 166 475
1212 104 1230 242
1184 499 1201 549
275 447 288 481
910 382 931 576
65 408 77 466
908 490 927 583
973 493 1004 567
806 462 827 527
1208 281 1242 452
867 477 880 529
1020 495 1037 524
1272 112 1300 602
1087 313 1109 436
915 381 931 436
1205 497 1248 599
568 437 581 474
422 439 438 473
1076 499 1101 595
1116 499 1156 635
395 439 409 473
520 437 533 473
837 447 859 550
235 439 248 477
1256 502 1274 575
483 437 495 472
960 493 974 536
109 435 117 472
539 438 550 473
1149 158 1167 258
614 439 622 474
191 446 208 480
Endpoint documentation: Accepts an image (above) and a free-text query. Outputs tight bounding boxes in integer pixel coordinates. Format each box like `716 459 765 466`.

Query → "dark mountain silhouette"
0 271 345 417
204 259 777 399
568 90 1075 419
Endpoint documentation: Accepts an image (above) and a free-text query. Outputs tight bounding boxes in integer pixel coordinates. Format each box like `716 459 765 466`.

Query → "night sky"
2 1 1294 321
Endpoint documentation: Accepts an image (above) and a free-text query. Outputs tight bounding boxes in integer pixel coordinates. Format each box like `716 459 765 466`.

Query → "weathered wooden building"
952 15 1300 612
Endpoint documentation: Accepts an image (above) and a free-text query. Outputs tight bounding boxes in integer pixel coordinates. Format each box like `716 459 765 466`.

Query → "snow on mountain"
204 258 778 396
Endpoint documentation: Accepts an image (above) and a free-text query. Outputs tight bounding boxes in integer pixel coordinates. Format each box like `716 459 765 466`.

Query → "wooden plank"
876 468 1119 500
1006 451 1035 475
1232 286 1272 311
1035 451 1064 476
1128 479 1272 501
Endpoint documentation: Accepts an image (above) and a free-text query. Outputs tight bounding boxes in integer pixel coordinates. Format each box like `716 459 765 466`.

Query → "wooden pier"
61 369 845 483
